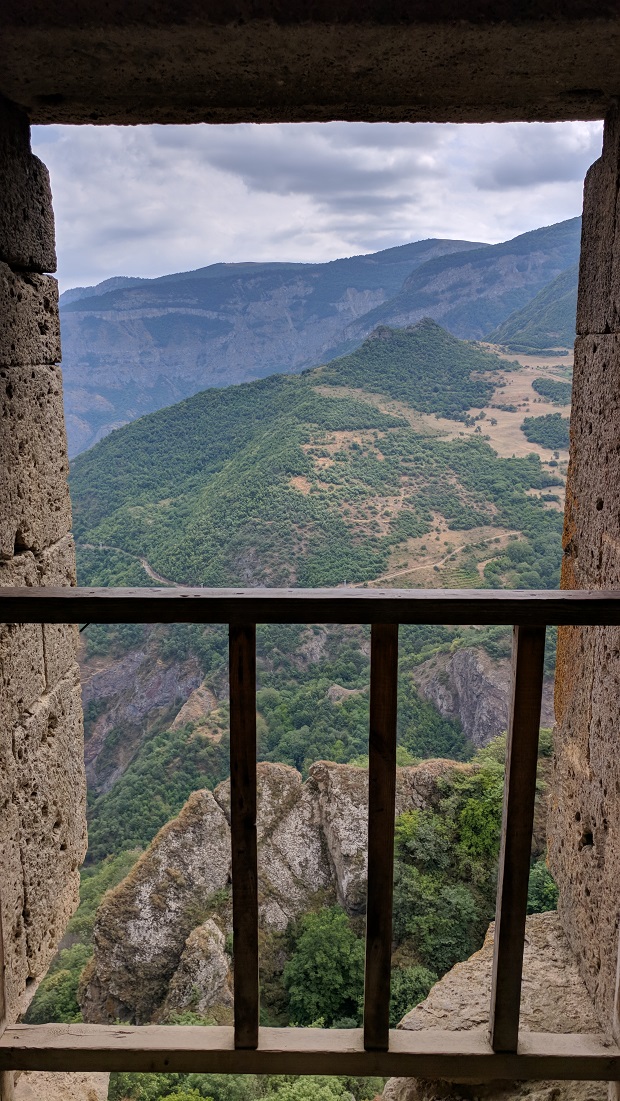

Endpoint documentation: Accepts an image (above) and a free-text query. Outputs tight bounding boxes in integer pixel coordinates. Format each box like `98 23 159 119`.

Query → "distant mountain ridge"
60 220 581 456
487 264 578 353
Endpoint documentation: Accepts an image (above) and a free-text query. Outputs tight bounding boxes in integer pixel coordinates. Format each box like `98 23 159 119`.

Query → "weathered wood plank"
229 623 259 1050
0 1072 14 1101
2 586 620 626
490 624 546 1053
1 1025 620 1079
364 623 399 1051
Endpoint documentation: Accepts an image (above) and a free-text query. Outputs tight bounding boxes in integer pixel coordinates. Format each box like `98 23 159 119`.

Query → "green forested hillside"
71 319 562 591
27 319 566 1043
71 319 564 862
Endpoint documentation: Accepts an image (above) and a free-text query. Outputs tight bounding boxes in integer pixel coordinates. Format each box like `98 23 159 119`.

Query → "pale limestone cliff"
79 788 231 1024
81 758 463 1024
384 911 605 1101
158 918 234 1023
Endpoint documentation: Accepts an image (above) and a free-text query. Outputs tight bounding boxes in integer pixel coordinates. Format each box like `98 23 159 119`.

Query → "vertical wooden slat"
0 1074 15 1101
490 623 546 1053
229 622 259 1050
364 622 399 1052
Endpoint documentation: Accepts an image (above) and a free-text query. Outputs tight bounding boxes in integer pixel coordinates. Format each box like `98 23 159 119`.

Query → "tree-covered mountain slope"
60 237 485 456
347 218 581 343
60 219 580 457
71 319 565 858
70 319 562 591
487 264 578 353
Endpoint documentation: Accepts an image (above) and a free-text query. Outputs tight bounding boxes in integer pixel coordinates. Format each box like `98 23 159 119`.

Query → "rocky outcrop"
384 911 606 1101
158 919 234 1023
81 758 463 1024
79 788 231 1024
414 647 554 747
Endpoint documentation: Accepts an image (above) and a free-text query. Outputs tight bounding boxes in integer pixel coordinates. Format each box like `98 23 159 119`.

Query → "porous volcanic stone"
0 98 56 273
36 534 79 690
384 911 606 1101
14 1070 109 1101
12 670 86 977
0 265 60 366
549 330 620 1033
0 363 72 558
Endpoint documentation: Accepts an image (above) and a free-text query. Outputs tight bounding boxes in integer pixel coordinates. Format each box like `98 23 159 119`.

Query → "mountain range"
59 218 581 456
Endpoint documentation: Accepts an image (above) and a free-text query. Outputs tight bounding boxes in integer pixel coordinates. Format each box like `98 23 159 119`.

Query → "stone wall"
0 95 87 1042
548 102 620 1041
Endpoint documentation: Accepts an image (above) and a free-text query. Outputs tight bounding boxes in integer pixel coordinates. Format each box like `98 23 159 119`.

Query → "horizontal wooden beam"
1 586 620 626
1 1025 619 1079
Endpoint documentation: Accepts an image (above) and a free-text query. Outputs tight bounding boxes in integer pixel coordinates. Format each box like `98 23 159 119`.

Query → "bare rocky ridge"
80 758 466 1024
384 911 606 1101
413 647 555 747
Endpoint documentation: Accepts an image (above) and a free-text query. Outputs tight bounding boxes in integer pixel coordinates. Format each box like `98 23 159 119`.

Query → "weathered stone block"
550 329 620 1033
0 97 56 273
561 335 620 589
0 807 28 1027
576 104 620 337
12 671 87 978
0 622 45 729
0 553 45 733
0 364 72 558
36 534 79 690
14 1070 110 1101
0 265 60 367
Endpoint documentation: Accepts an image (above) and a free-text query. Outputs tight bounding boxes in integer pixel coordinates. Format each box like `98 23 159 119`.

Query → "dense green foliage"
283 907 365 1026
522 413 570 450
319 320 503 418
531 377 572 405
487 265 577 353
87 724 231 861
391 735 557 978
108 1074 383 1101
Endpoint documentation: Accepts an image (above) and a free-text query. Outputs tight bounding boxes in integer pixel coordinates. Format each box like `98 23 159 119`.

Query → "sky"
32 120 603 293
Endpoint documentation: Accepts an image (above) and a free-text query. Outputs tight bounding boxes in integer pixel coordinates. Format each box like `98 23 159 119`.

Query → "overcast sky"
32 120 603 293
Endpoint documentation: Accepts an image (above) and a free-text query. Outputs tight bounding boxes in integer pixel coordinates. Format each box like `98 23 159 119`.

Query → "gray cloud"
32 120 602 291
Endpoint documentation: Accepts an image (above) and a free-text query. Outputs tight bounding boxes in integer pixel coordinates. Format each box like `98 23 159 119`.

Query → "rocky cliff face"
80 758 466 1024
413 647 554 747
384 911 605 1101
80 632 203 794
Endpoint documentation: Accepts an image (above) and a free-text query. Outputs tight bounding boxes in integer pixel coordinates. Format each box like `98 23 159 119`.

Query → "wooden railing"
2 586 620 1080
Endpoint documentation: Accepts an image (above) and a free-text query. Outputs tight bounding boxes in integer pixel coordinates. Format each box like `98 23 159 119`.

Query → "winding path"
77 543 182 587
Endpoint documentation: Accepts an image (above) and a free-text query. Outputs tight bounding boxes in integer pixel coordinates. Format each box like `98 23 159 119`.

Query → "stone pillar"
0 94 87 1069
548 101 620 1039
